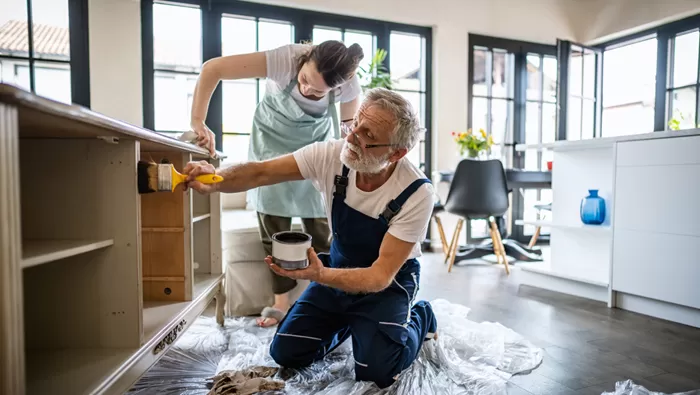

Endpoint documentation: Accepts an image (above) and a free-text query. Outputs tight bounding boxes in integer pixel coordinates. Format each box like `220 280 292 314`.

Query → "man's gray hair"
361 88 424 151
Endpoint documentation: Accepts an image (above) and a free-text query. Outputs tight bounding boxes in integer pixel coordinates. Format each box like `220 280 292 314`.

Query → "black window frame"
467 33 556 244
589 12 700 136
0 0 91 107
141 0 433 180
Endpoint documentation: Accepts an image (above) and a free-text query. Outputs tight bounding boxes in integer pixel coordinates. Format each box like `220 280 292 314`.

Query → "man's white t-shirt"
293 139 435 259
265 44 362 116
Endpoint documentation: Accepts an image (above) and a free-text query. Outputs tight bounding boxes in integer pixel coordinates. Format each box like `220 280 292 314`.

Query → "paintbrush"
137 160 223 194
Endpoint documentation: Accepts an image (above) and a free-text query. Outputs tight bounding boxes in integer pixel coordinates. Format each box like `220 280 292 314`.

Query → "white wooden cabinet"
0 83 226 395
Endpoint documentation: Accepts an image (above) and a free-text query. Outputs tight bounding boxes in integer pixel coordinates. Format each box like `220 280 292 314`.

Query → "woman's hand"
183 160 218 194
265 248 324 282
190 120 216 156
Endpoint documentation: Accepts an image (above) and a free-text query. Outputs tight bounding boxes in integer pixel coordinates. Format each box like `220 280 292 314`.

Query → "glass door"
557 39 603 140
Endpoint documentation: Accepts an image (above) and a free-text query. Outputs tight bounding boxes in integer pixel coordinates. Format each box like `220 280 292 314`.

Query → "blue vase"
580 190 606 225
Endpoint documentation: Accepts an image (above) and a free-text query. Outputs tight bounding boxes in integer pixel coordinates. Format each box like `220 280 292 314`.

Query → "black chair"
432 158 542 273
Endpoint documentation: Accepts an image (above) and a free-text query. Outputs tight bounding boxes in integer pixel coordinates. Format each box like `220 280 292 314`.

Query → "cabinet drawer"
616 135 700 167
614 164 700 237
612 228 700 310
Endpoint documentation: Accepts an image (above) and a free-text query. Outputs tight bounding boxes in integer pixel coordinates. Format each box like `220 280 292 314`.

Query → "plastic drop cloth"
129 299 544 394
602 380 700 395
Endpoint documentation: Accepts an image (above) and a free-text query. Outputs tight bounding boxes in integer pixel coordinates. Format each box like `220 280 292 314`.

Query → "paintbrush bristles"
137 160 166 194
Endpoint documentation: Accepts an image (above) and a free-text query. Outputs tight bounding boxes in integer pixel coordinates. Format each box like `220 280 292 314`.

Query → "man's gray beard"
340 142 391 174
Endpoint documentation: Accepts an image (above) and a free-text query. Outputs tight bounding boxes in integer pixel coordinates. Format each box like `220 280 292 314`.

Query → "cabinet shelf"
21 239 115 269
515 219 610 232
143 274 222 342
26 348 136 395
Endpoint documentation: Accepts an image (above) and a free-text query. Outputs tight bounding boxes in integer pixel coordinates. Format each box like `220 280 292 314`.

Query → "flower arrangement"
452 128 494 158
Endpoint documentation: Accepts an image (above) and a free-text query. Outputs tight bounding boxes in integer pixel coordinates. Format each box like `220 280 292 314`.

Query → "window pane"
0 0 28 57
542 102 556 143
390 31 424 91
602 38 657 136
34 62 71 103
524 102 540 170
473 48 489 96
581 99 595 140
154 71 197 131
313 26 342 44
491 99 512 143
222 15 256 56
668 87 697 129
396 90 424 168
568 97 581 140
471 97 488 132
4 62 31 91
543 56 557 103
671 30 699 88
223 134 251 164
31 0 70 61
526 54 541 101
222 79 257 135
153 3 201 71
569 45 583 96
258 19 293 52
344 30 374 87
492 50 514 98
583 49 596 98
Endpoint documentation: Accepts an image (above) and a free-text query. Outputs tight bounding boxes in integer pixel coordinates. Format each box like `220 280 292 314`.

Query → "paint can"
271 231 312 270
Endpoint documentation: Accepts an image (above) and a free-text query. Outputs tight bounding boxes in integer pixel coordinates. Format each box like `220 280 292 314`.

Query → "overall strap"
379 178 432 224
333 165 351 198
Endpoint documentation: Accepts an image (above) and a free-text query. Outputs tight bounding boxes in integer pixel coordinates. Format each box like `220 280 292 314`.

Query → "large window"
143 0 433 178
573 13 700 137
666 29 700 129
601 38 657 137
0 0 89 106
390 31 429 169
468 34 557 243
152 2 202 133
471 46 515 167
565 45 601 140
221 15 294 162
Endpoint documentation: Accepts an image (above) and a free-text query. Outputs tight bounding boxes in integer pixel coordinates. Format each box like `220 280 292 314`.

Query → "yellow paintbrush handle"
194 174 224 184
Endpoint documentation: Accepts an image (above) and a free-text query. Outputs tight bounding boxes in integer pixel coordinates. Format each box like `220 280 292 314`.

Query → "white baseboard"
518 267 609 302
615 292 700 329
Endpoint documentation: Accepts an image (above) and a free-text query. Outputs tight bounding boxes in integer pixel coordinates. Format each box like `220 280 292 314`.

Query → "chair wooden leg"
489 224 502 266
444 219 462 264
434 215 449 256
447 219 464 273
528 226 541 248
489 217 510 275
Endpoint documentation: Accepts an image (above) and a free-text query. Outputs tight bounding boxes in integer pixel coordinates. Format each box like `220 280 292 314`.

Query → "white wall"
89 0 143 127
576 0 700 44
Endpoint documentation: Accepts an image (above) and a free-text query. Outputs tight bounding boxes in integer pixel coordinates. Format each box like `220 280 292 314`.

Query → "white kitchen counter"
516 129 700 328
515 128 700 152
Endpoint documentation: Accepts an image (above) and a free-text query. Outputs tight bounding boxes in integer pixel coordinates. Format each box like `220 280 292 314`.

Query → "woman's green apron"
247 76 340 218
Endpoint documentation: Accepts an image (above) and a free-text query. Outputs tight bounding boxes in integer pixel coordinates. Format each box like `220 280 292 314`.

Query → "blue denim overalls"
270 164 437 388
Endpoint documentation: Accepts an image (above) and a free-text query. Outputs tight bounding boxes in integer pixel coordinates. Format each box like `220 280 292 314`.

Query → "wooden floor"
417 253 700 395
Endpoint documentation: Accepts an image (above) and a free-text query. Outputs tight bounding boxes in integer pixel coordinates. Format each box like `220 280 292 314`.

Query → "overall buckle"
380 200 402 223
334 175 348 197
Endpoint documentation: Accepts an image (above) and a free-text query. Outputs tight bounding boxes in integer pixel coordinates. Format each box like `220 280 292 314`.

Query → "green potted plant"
452 128 494 158
357 48 393 90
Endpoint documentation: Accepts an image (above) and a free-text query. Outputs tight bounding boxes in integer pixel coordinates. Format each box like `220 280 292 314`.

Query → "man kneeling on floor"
183 88 437 389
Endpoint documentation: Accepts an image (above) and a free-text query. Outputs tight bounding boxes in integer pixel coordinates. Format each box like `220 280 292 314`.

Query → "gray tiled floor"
417 252 700 394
